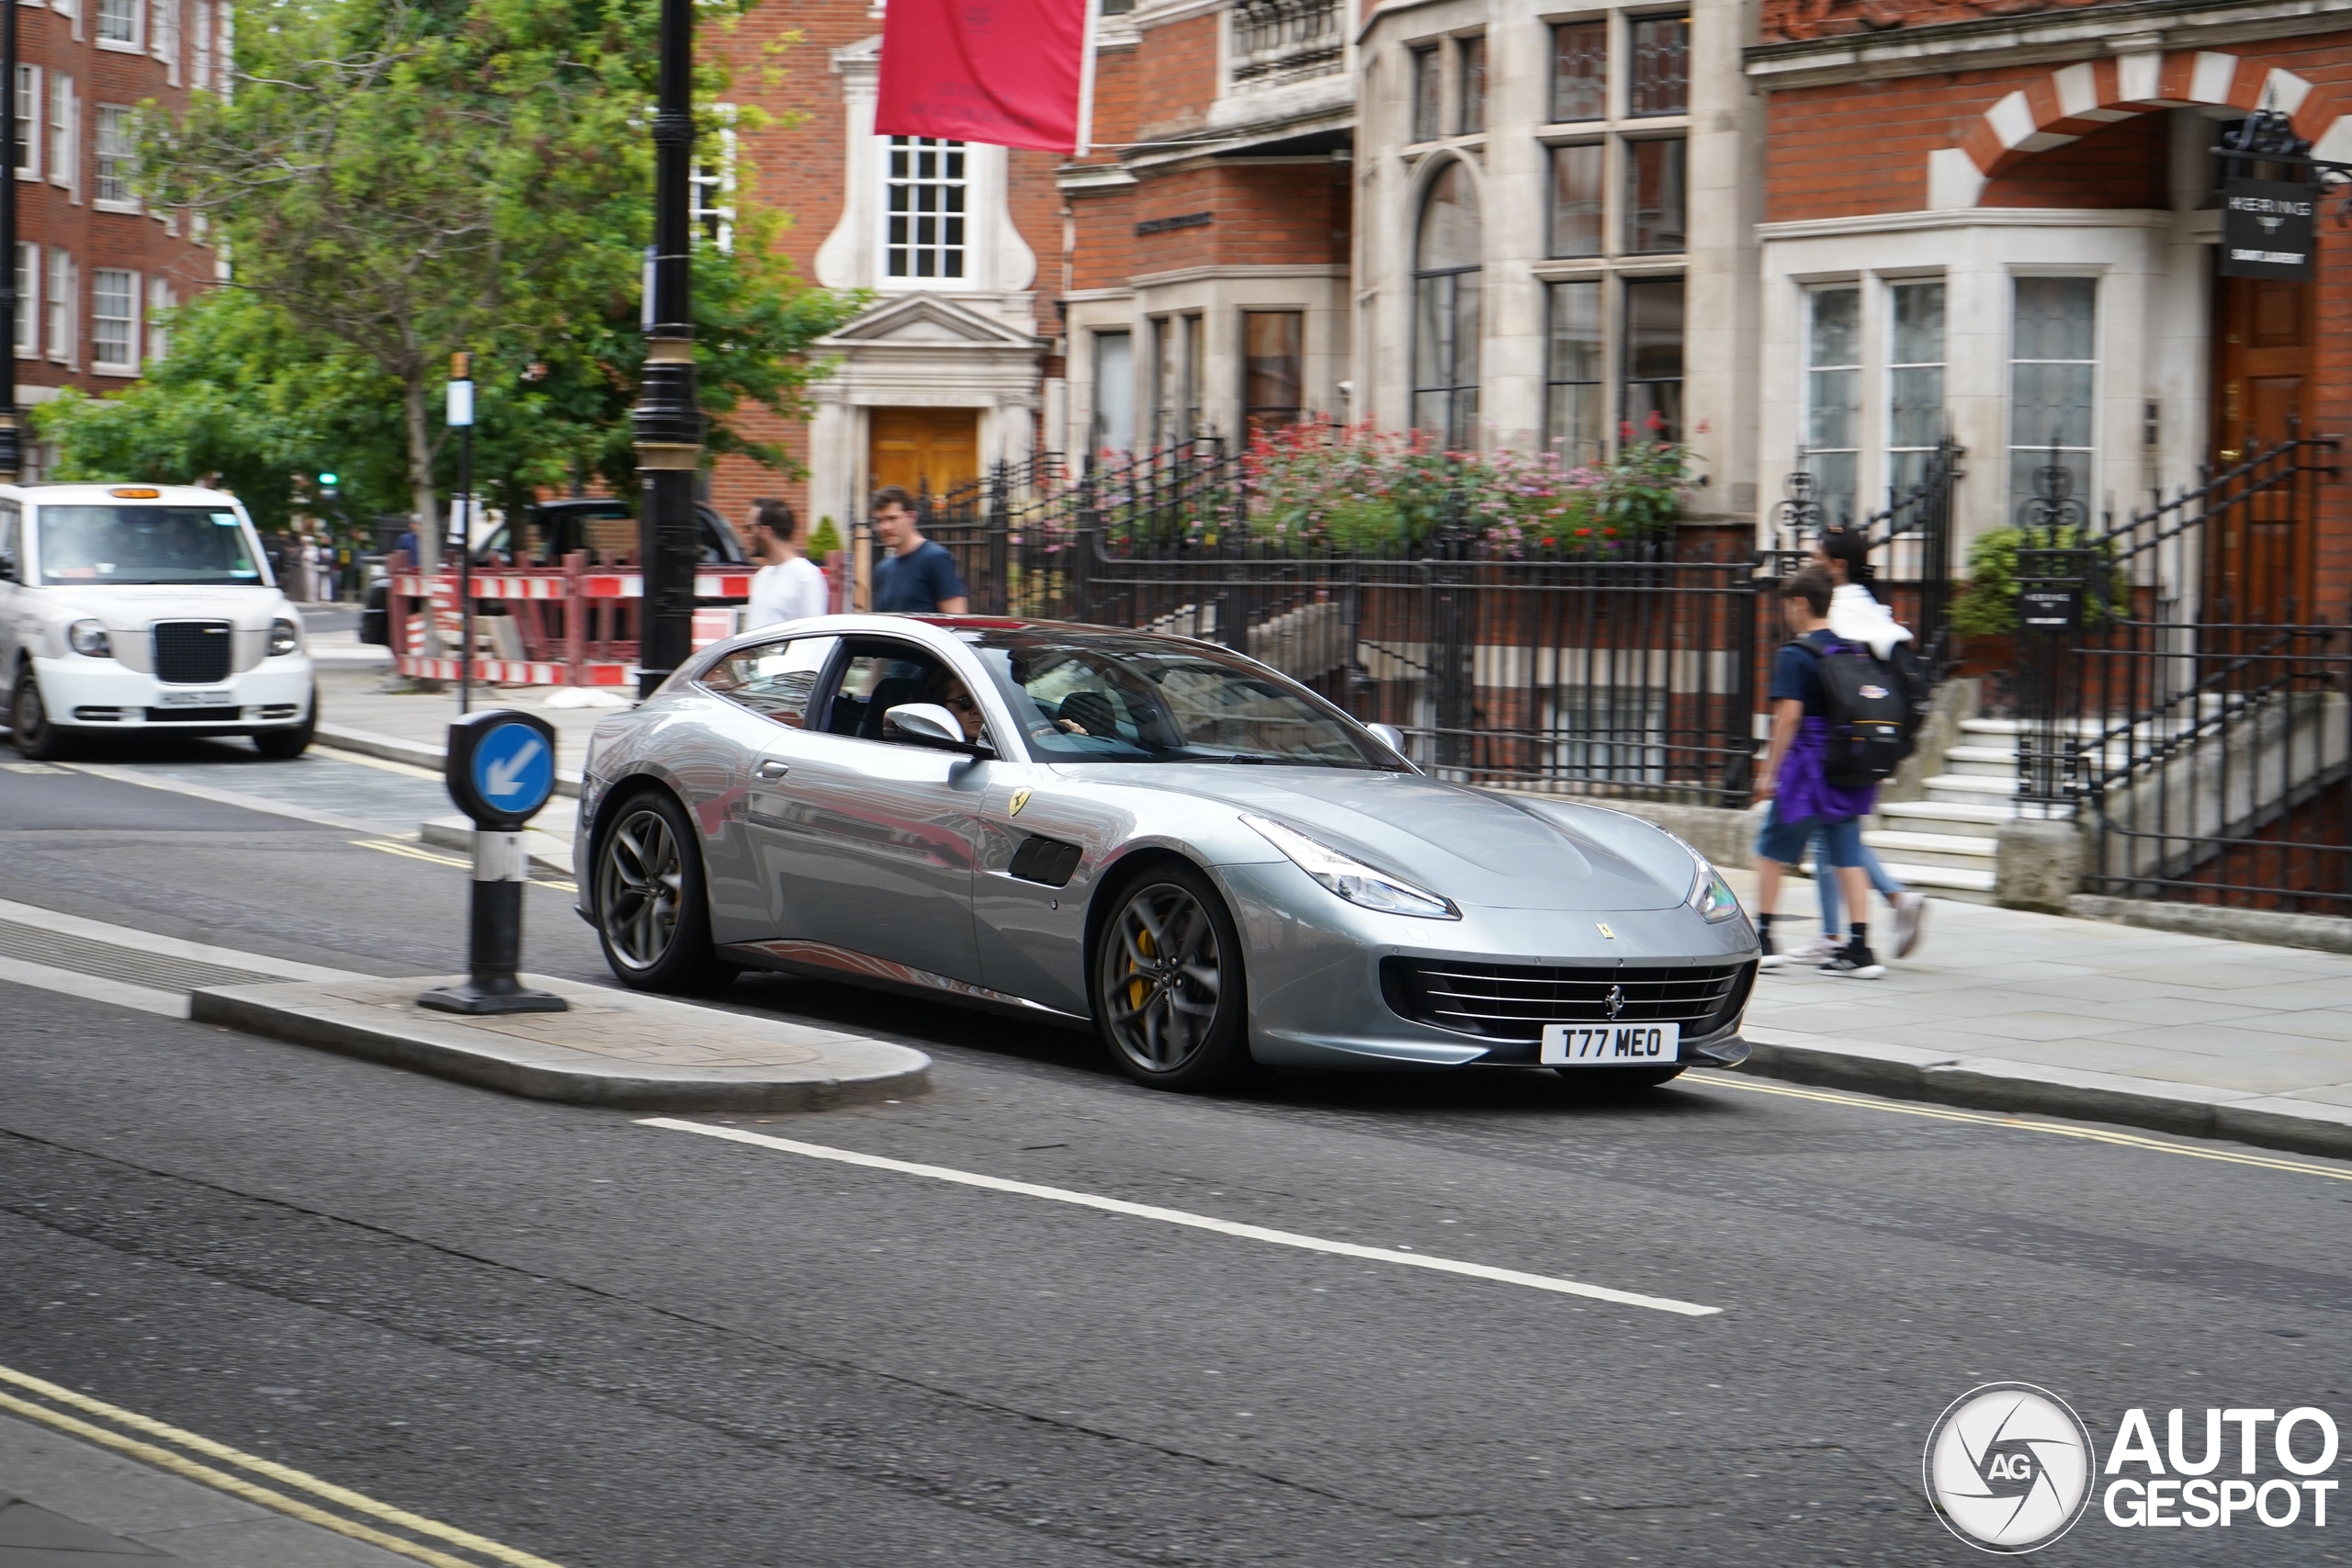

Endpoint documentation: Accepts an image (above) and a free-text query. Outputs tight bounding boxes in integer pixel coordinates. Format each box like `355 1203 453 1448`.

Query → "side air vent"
1008 835 1083 887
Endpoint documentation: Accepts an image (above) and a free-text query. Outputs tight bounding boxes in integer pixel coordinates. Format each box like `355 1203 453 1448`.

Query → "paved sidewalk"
1723 869 2352 1158
316 668 620 768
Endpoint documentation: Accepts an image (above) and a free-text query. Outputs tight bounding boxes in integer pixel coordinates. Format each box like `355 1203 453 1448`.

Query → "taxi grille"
1381 958 1754 1043
153 620 233 683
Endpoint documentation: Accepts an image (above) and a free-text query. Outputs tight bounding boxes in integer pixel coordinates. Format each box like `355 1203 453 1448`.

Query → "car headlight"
66 619 112 658
267 618 301 657
1240 813 1460 920
1690 858 1744 923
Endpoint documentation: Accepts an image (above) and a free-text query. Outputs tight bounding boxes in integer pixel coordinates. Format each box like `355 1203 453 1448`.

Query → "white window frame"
153 0 181 83
90 265 137 372
190 0 209 90
50 73 75 197
94 103 138 209
1801 283 1862 531
689 102 735 254
213 2 230 94
12 63 39 182
96 0 140 49
1883 276 1947 501
13 241 36 357
46 247 73 365
144 274 171 360
52 0 80 43
876 135 970 290
2007 272 2099 518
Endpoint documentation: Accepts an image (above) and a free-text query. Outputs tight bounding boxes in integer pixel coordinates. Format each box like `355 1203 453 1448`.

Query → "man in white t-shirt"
743 499 830 629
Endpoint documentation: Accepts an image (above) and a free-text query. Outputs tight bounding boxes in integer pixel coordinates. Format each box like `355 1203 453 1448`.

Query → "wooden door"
867 408 980 504
2210 276 2314 621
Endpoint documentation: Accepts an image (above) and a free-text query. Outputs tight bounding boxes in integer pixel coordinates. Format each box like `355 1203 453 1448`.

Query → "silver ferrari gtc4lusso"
574 615 1758 1091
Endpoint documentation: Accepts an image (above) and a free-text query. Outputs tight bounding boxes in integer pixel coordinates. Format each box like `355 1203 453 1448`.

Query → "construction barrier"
389 551 756 687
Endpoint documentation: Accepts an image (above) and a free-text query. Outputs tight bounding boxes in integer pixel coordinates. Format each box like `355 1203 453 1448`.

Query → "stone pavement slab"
190 973 932 1112
1723 870 2352 1159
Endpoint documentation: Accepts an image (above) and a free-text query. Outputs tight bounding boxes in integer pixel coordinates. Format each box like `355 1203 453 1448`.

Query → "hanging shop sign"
2221 178 2316 280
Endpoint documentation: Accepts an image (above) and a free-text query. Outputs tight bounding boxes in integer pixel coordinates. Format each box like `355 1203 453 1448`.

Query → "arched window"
1412 161 1481 449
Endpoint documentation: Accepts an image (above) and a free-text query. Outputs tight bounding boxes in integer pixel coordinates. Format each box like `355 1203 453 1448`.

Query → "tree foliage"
37 0 858 564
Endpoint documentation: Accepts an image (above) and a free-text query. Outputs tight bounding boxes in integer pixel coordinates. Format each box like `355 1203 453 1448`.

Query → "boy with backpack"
1752 566 1909 979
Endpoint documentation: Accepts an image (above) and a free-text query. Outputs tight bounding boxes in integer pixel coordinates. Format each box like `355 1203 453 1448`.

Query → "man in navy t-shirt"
868 486 970 615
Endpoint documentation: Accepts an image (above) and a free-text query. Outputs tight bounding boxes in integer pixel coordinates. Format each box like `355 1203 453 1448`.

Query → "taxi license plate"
156 689 234 707
1541 1021 1680 1066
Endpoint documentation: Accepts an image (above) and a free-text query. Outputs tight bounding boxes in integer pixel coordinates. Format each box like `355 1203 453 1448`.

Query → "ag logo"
1924 1383 2094 1553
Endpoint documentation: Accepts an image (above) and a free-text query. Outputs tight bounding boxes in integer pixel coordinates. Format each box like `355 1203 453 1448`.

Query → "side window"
0 503 17 564
700 635 839 728
822 639 989 747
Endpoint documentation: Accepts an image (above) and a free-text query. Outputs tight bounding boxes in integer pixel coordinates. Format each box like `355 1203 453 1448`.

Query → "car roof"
0 482 249 508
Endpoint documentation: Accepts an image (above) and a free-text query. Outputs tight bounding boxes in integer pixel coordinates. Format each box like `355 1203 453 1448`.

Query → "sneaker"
1892 891 1928 959
1761 932 1839 971
1820 940 1886 980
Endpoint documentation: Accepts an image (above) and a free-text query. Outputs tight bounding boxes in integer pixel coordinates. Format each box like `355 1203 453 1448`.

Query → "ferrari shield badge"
1009 786 1033 818
1596 922 1615 940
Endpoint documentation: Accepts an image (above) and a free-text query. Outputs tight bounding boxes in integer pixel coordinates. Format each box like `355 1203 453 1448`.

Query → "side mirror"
884 702 989 755
1365 722 1406 754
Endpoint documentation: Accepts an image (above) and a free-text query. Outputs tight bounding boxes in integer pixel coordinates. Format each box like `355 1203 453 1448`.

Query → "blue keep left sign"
470 721 555 818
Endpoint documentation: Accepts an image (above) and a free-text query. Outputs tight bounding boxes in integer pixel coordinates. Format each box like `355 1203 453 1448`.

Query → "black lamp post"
632 0 703 698
0 0 22 483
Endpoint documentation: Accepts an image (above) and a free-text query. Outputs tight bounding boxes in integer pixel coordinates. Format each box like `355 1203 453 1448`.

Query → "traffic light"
318 471 340 497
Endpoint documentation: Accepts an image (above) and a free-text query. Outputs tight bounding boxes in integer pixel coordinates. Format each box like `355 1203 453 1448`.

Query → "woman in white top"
743 499 831 628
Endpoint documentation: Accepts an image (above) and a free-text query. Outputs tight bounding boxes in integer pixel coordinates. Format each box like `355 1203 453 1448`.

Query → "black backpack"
1795 636 1913 788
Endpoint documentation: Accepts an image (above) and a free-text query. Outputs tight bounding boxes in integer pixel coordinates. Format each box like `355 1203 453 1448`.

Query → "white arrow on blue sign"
470 723 554 816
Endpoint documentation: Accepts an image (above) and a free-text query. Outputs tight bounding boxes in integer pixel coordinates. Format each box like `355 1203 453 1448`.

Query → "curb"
191 974 932 1112
1733 1028 2352 1162
420 815 574 877
317 721 585 798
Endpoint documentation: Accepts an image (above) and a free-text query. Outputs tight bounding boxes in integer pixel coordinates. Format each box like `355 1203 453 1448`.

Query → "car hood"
1069 765 1699 911
27 584 289 628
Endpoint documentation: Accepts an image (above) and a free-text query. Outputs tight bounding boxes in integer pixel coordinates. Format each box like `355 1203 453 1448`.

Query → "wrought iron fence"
907 445 1763 805
1765 436 1963 671
2016 432 2351 916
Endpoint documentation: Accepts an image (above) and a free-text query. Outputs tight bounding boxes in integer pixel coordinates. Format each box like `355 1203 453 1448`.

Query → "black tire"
10 667 68 761
253 688 318 761
1091 860 1250 1091
593 787 731 993
1555 1065 1687 1091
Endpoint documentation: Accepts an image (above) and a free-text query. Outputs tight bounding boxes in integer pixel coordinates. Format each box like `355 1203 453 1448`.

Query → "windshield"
38 505 263 586
964 627 1404 769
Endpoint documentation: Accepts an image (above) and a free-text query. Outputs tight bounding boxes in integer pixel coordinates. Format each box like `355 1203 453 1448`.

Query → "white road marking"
0 953 188 1017
60 761 388 836
0 897 352 980
642 1119 1723 1317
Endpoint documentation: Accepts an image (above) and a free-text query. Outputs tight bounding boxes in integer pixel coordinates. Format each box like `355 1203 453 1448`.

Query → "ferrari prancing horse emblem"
1008 787 1033 818
1596 921 1614 940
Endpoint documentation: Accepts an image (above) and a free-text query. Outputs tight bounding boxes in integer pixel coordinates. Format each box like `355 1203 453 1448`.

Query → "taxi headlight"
66 619 113 658
1240 813 1460 920
267 618 302 657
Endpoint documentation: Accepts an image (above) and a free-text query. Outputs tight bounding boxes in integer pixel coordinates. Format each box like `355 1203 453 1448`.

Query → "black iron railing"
1766 436 1963 672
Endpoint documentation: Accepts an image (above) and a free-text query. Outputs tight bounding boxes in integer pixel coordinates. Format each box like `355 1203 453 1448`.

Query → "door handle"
756 759 791 781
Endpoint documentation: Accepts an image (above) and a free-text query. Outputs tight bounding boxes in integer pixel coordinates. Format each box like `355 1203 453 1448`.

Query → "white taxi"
0 483 317 760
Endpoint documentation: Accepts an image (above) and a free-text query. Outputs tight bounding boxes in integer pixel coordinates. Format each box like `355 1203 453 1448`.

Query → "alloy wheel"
598 806 684 971
1101 881 1225 1074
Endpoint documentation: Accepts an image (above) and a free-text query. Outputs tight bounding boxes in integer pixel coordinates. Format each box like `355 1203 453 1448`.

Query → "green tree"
39 0 855 586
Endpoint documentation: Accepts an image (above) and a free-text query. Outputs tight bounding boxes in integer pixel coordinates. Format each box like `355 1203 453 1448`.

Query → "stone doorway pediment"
819 293 1043 352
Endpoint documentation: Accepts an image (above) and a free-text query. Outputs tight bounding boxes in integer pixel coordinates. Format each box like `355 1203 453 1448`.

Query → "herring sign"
2222 179 2316 280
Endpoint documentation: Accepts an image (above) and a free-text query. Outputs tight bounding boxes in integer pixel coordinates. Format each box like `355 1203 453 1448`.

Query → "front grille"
145 706 243 724
153 620 233 683
1381 957 1755 1043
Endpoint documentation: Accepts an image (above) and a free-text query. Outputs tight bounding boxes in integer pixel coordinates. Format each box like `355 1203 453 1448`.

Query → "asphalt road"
3 750 2350 1566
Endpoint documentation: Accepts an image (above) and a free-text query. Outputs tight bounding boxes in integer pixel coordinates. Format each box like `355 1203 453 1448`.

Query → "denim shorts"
1757 801 1865 868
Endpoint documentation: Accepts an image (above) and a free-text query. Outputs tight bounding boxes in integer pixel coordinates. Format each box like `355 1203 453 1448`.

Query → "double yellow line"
0 1363 565 1568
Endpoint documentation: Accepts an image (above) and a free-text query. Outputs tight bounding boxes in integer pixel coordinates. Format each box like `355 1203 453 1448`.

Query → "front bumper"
34 654 315 731
1215 860 1759 1073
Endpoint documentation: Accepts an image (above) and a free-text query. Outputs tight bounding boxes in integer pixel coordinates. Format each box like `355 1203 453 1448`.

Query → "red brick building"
1746 0 2352 618
13 0 225 473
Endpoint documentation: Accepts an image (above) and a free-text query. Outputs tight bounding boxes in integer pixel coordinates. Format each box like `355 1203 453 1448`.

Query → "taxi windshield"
37 505 263 586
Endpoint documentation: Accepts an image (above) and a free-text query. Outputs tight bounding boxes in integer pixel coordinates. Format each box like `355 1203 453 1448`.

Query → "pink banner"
876 0 1089 154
